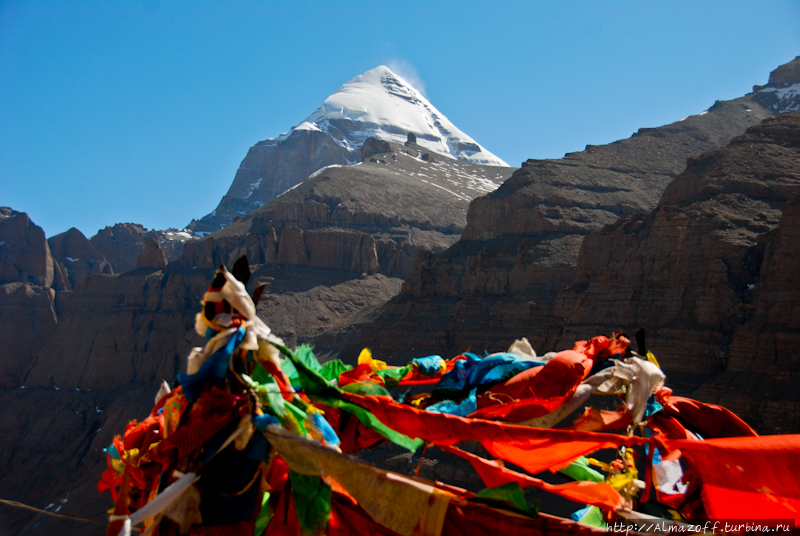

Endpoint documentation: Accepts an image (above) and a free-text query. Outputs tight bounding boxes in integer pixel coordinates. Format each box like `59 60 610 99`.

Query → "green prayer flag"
559 456 604 483
376 365 413 389
475 482 538 518
576 505 607 528
276 344 424 452
318 359 352 382
254 492 272 536
341 381 392 397
290 471 332 536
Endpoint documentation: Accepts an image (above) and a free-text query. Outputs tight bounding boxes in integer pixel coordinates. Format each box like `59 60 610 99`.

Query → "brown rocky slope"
548 111 800 433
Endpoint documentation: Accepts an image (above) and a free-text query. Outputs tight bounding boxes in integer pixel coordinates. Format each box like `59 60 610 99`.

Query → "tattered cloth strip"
264 425 611 536
568 406 631 433
666 434 800 522
518 383 594 429
471 350 591 422
656 392 758 439
263 425 451 536
648 414 700 441
340 392 649 475
439 445 625 510
435 352 545 392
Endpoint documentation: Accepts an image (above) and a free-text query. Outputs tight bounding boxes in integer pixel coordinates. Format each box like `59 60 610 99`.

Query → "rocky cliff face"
0 264 210 535
89 223 149 273
0 257 408 534
709 193 800 432
136 237 168 269
200 129 354 232
48 228 113 290
0 283 56 389
0 208 53 287
181 139 515 279
332 87 780 363
22 267 208 392
547 112 800 433
0 209 58 390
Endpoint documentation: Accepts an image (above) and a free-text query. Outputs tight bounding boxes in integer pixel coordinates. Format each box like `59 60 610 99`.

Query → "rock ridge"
330 85 781 363
545 111 800 433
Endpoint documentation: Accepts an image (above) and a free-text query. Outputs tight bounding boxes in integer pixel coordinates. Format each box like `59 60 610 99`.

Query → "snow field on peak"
274 66 507 167
371 146 505 204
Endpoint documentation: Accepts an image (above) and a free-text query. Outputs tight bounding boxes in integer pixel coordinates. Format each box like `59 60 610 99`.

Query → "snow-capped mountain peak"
190 66 511 233
280 66 507 166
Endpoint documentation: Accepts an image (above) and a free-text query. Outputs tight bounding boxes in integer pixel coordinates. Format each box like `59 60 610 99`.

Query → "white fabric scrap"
126 472 200 528
623 357 665 425
520 384 594 428
221 268 284 347
584 360 638 394
154 380 171 404
507 338 538 361
654 458 688 496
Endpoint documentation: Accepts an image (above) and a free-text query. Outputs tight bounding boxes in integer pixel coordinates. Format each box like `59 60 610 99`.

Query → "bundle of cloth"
99 258 800 536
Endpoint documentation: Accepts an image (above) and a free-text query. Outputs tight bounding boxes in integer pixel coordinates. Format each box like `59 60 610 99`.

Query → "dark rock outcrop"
89 223 150 273
136 237 168 269
276 225 310 266
751 55 800 114
361 137 393 160
0 208 54 287
90 224 197 273
766 55 800 86
48 228 113 289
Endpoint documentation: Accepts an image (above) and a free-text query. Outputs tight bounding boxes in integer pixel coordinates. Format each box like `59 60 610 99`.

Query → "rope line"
0 498 106 526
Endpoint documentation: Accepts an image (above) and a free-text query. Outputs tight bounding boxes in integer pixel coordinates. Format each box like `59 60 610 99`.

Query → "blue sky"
2 1 799 237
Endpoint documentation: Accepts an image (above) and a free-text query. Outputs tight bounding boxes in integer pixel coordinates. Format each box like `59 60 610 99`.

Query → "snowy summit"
279 66 508 166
